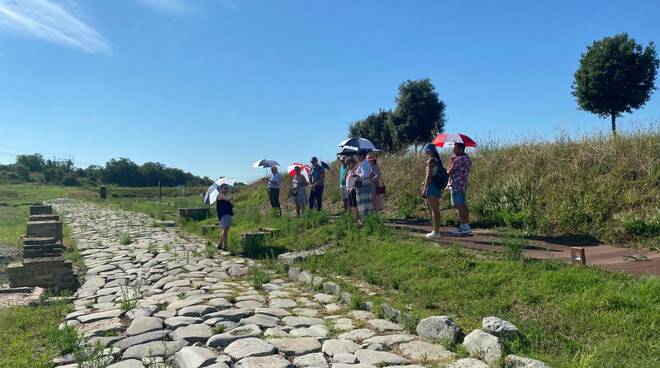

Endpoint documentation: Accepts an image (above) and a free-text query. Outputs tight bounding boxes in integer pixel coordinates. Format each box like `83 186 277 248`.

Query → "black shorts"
348 189 358 208
268 188 281 208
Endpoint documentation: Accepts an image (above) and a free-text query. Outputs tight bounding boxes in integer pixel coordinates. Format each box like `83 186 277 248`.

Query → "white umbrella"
338 137 379 152
252 159 280 168
204 178 238 205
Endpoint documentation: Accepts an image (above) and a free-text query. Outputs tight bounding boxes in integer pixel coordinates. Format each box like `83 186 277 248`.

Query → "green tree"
573 33 658 133
393 79 446 148
348 110 402 152
15 154 46 172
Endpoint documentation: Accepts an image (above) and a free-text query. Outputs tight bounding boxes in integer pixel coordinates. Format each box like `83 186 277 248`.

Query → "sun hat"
310 157 318 162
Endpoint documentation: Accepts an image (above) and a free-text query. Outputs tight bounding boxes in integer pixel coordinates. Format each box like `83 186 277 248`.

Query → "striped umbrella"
432 133 477 147
287 163 311 179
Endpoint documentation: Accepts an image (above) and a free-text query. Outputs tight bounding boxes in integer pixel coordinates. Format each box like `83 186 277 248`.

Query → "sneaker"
425 231 442 239
452 225 472 236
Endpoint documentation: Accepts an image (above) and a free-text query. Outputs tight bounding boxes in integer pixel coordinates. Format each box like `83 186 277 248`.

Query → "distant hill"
0 154 212 188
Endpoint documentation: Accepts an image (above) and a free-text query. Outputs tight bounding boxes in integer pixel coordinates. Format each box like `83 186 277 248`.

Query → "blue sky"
1 0 659 182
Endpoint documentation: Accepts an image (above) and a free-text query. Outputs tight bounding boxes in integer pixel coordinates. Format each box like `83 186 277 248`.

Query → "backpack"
431 159 449 189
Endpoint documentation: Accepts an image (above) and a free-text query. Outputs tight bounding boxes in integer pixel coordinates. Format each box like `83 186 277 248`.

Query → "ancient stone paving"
50 199 549 368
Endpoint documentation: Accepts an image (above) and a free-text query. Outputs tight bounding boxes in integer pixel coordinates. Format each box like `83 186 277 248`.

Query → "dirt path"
387 220 660 277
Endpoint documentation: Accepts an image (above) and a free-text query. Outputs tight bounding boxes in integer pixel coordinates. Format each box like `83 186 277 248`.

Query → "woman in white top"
291 166 308 217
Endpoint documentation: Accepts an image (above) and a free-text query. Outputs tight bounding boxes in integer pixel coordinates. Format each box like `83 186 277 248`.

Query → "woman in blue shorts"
421 144 443 239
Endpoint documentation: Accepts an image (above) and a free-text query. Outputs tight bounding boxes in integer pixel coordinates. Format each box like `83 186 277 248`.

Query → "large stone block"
29 214 60 222
29 204 52 215
8 258 74 291
26 221 63 241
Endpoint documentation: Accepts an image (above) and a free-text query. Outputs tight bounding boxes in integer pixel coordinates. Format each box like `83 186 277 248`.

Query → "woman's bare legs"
426 196 441 233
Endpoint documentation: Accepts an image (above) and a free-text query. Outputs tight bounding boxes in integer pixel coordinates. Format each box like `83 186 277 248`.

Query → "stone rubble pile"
50 199 550 368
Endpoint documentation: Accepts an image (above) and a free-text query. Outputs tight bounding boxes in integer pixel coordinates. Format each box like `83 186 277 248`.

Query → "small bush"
61 175 81 187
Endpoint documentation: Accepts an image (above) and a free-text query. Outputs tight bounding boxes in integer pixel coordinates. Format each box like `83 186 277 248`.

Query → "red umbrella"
432 133 477 147
287 163 311 178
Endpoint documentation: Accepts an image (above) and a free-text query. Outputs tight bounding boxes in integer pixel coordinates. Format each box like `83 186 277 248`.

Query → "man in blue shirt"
309 157 325 211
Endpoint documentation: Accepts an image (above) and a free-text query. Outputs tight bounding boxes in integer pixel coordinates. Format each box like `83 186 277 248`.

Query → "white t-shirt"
268 173 282 189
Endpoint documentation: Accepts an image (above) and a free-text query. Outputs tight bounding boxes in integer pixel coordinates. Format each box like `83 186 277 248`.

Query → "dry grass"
270 128 659 246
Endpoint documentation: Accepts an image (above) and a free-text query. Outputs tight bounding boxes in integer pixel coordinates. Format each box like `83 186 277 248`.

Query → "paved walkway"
52 200 497 368
387 220 660 276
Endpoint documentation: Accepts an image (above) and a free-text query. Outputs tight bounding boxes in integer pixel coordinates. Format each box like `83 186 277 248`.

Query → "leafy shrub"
61 175 81 187
619 211 660 238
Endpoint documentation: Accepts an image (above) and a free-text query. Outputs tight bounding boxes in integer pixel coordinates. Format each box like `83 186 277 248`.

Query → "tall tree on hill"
393 79 446 149
573 33 658 133
16 154 46 172
348 110 402 152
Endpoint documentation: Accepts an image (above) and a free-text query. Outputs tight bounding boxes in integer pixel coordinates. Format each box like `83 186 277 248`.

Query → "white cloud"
0 0 110 54
138 0 186 14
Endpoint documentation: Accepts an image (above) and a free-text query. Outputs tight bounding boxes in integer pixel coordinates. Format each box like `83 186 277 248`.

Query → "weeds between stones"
73 342 109 368
212 325 226 335
118 233 132 245
148 242 159 255
204 241 217 258
119 281 142 312
251 268 271 290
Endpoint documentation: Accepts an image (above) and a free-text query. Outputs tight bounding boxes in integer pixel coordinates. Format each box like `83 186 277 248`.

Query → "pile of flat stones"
50 199 550 368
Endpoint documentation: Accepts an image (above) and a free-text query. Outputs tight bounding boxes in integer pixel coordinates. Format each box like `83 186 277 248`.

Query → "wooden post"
571 247 586 265
99 186 107 200
158 181 162 201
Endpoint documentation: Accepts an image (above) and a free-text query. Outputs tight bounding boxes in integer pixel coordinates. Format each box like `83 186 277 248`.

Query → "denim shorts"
219 215 233 228
426 183 441 198
451 191 467 206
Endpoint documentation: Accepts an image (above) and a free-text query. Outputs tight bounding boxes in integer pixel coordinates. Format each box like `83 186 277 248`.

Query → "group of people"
214 142 472 249
339 152 385 225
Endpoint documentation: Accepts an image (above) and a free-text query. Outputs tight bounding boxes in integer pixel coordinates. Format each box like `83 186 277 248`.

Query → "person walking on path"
292 166 308 217
345 158 359 219
421 144 445 239
309 157 326 211
447 142 472 235
216 184 233 251
263 166 282 217
355 151 374 225
368 154 385 213
339 157 350 210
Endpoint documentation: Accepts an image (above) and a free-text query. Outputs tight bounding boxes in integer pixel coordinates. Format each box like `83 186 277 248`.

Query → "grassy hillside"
100 184 660 368
258 129 658 247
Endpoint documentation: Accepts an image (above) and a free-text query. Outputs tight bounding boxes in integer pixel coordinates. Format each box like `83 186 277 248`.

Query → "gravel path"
50 199 538 368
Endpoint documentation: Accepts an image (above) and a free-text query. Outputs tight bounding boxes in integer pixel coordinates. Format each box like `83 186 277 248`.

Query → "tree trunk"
611 113 617 134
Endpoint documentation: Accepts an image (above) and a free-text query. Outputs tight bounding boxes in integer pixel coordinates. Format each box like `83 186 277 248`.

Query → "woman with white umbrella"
216 184 233 251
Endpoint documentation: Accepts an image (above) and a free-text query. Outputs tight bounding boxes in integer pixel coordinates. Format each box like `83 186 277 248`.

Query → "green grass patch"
303 230 660 368
0 297 73 368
